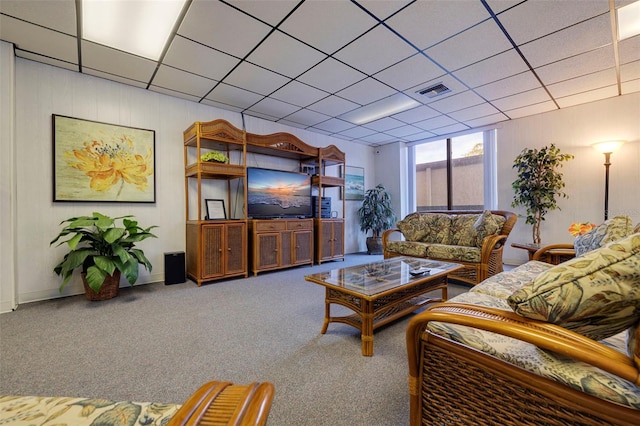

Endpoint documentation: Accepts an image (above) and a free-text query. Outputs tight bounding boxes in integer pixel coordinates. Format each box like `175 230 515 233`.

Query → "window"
413 130 494 211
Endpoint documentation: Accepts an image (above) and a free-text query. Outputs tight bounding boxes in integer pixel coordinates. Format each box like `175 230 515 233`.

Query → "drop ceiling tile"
16 51 79 72
0 15 77 63
385 0 490 50
535 46 615 85
414 115 457 131
223 61 290 96
283 108 331 127
0 0 77 34
618 35 640 64
373 54 444 91
313 118 354 133
491 88 552 111
403 131 437 142
519 14 613 68
245 111 280 122
547 68 617 99
200 99 244 113
555 85 618 108
448 103 501 122
307 95 359 116
463 112 510 129
497 0 609 45
246 31 326 78
474 71 541 100
83 68 148 88
152 65 217 98
246 97 301 119
505 101 557 119
270 80 328 107
334 25 417 75
425 20 512 71
336 78 396 105
204 82 264 109
429 90 485 114
484 0 522 14
82 41 157 83
356 0 413 20
178 0 271 58
453 49 529 88
277 119 308 130
621 60 640 82
621 78 640 94
360 132 397 144
226 0 299 26
363 117 405 132
279 1 376 54
384 125 423 138
392 105 441 124
298 57 366 93
336 126 377 139
149 85 202 102
431 123 470 135
163 36 240 81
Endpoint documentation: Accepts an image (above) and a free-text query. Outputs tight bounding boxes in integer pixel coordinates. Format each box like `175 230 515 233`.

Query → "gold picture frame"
53 115 156 202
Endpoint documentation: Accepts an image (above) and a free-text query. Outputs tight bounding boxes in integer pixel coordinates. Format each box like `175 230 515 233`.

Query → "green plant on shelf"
200 150 229 163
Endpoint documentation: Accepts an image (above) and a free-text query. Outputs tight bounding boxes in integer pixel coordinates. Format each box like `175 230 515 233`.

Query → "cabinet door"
280 231 292 267
201 224 224 278
225 222 246 275
332 220 344 257
257 233 280 270
292 231 313 265
319 221 333 260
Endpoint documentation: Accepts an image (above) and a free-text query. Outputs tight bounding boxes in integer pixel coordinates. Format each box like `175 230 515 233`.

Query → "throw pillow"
573 215 634 257
396 212 428 242
473 210 500 247
507 233 640 341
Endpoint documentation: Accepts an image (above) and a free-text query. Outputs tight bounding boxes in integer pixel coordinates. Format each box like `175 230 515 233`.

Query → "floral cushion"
385 240 429 257
471 260 552 299
396 212 428 242
508 233 640 341
426 244 481 263
418 213 452 244
573 215 634 257
0 395 180 425
473 210 505 247
449 214 481 247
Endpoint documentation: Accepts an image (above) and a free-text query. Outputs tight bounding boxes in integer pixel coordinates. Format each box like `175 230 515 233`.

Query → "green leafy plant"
358 184 397 238
50 212 158 292
200 150 229 163
511 144 574 245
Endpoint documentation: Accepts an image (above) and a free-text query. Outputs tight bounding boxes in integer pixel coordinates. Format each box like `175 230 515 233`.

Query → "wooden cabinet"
186 221 247 284
315 218 344 263
249 219 313 275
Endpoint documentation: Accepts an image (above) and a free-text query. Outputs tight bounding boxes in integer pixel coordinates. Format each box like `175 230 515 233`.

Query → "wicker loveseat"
407 217 640 425
382 210 517 285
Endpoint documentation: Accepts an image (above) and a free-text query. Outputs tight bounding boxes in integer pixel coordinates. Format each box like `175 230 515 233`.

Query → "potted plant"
50 212 158 300
511 144 573 245
357 184 397 254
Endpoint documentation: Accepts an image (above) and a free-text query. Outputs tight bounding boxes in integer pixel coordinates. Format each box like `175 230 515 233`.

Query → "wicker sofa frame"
406 303 640 426
382 210 517 285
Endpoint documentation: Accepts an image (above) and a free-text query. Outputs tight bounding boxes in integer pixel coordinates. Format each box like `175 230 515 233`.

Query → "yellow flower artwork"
53 115 155 202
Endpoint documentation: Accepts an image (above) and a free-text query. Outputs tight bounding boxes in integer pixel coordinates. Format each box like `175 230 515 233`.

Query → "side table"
511 242 575 265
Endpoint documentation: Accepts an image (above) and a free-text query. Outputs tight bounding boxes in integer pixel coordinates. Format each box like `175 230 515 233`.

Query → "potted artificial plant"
51 212 158 301
357 184 397 255
511 144 573 245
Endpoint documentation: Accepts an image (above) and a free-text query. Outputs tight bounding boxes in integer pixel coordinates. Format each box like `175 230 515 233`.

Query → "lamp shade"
592 140 625 154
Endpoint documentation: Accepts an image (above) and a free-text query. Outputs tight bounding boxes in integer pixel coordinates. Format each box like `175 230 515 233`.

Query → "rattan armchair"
407 303 640 426
532 243 577 264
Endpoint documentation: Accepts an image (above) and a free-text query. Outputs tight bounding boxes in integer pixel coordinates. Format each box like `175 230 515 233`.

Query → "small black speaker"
164 252 185 285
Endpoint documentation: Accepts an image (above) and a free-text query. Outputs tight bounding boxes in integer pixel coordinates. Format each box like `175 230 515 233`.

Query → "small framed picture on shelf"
205 199 226 220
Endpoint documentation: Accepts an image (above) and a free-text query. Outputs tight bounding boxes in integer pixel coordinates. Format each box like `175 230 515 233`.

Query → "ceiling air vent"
416 83 451 98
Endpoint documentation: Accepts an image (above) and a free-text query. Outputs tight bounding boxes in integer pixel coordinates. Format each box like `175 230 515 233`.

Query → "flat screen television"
247 167 312 219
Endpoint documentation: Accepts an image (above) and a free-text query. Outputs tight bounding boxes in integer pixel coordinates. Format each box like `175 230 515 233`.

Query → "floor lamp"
592 141 625 221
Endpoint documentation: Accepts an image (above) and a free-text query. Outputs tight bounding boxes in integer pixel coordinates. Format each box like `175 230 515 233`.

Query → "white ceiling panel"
618 35 640 64
279 0 376 54
547 68 618 99
82 41 156 83
149 85 201 102
384 124 423 138
334 25 417 75
312 118 354 133
505 101 558 119
246 97 301 119
355 0 413 21
431 123 470 135
227 0 300 26
284 108 331 127
474 71 542 101
336 126 377 139
621 60 640 82
205 83 264 109
16 51 79 72
298 57 366 94
1 16 77 63
222 61 290 96
556 85 619 108
386 0 490 51
153 65 217 98
392 105 440 124
414 115 457 131
463 112 510 129
403 130 437 142
453 49 529 88
0 0 77 35
429 90 485 114
270 80 328 107
82 68 148 89
492 88 553 111
424 20 513 71
246 31 326 78
162 36 241 81
448 103 501 122
307 95 359 116
373 54 444 91
178 0 271 58
200 98 244 113
336 78 396 105
535 46 615 86
621 79 640 93
362 117 406 132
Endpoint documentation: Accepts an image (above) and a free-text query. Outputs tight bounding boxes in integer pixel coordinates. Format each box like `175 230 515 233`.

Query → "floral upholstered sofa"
382 210 517 285
407 216 640 425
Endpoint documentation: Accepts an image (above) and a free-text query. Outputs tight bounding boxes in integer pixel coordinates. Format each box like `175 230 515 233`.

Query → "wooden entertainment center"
184 119 345 285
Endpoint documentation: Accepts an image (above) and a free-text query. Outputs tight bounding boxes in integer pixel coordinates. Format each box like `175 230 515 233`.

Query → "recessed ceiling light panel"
618 1 640 40
339 93 420 125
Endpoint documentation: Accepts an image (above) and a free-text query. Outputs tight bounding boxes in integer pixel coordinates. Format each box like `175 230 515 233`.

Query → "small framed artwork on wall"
340 165 365 200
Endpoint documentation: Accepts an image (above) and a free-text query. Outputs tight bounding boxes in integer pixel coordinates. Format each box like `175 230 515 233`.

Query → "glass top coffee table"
304 256 463 356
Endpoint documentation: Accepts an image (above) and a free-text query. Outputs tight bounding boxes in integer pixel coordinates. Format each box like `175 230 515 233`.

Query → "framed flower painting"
52 115 156 203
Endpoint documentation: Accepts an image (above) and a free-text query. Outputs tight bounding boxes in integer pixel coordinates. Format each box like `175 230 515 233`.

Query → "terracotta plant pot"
81 270 121 301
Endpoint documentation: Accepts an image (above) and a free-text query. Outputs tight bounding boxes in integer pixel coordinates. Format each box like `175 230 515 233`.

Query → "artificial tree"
511 144 573 245
357 184 397 254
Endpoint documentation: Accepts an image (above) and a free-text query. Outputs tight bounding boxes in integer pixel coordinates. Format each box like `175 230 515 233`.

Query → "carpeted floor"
0 254 471 425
